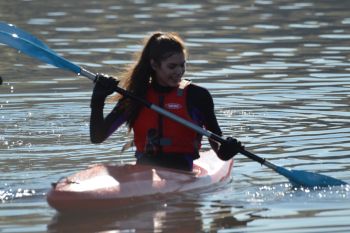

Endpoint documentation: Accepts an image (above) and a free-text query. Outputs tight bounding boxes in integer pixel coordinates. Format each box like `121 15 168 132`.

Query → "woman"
90 32 243 171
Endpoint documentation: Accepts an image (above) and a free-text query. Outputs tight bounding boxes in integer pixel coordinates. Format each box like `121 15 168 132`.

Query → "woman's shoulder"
185 81 215 118
187 81 212 98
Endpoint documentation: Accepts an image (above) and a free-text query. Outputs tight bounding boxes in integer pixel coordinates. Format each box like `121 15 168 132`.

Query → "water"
1 0 350 232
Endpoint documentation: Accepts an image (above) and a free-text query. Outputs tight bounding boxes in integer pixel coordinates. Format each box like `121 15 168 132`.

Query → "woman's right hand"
92 73 120 99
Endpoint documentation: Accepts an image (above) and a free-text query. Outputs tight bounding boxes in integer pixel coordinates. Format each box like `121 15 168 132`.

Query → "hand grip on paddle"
218 137 244 161
92 73 120 99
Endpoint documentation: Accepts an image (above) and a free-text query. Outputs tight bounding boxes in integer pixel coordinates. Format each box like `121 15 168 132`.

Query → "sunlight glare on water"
1 0 350 232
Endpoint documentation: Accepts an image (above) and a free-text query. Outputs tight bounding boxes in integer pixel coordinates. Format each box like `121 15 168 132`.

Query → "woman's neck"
151 80 176 93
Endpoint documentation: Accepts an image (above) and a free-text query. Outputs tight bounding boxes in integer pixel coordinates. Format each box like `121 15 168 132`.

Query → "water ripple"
1 0 350 232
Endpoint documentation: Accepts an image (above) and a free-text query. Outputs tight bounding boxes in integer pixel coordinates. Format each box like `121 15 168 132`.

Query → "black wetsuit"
90 81 222 170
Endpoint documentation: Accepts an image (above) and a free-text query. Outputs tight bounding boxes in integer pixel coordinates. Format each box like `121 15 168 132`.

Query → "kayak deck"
47 150 233 213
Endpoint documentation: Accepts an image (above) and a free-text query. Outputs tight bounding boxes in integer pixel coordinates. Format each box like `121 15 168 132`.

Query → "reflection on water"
47 198 250 233
1 0 350 232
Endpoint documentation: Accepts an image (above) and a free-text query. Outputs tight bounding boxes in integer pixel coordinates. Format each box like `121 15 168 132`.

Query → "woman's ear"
150 59 158 71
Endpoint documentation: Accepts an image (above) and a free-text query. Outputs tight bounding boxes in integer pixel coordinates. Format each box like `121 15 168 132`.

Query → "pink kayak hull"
47 150 233 213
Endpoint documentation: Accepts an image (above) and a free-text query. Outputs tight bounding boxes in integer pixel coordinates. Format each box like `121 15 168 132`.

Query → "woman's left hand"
218 137 244 161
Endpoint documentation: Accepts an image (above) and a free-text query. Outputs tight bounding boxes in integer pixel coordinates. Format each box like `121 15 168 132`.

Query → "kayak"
47 150 233 213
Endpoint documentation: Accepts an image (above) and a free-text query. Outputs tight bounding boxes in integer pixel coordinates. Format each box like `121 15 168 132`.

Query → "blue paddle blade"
275 166 347 188
0 22 81 74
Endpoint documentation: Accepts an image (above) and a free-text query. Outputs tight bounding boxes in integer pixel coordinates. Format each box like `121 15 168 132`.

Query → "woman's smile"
152 52 186 87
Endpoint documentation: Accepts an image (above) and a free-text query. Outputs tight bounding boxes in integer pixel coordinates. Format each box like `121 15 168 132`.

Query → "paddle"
0 21 347 188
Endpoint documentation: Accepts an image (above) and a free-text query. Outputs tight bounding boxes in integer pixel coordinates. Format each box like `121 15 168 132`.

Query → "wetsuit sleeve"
187 85 222 153
90 97 127 143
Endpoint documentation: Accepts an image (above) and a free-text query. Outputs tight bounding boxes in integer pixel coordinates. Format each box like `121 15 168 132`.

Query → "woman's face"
151 52 186 87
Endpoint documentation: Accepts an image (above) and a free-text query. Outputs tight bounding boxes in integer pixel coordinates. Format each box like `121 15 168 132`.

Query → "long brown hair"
118 32 187 130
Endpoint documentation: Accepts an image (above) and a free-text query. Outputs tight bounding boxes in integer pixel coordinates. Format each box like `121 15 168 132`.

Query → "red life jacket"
133 80 201 156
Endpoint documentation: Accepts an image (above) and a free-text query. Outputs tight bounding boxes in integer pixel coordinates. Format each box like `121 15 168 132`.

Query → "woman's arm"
188 84 243 160
89 75 126 143
187 84 222 152
90 99 127 143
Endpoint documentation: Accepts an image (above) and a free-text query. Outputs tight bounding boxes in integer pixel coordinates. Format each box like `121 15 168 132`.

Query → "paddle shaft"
80 69 267 165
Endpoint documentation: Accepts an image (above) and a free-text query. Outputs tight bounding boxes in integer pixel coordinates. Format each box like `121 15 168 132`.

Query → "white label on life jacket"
165 103 182 110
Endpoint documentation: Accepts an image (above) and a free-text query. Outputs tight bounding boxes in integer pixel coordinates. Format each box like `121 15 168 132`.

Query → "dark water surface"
1 0 350 232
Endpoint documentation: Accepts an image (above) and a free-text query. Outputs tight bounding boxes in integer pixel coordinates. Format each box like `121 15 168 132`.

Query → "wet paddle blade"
0 22 81 74
275 166 347 188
